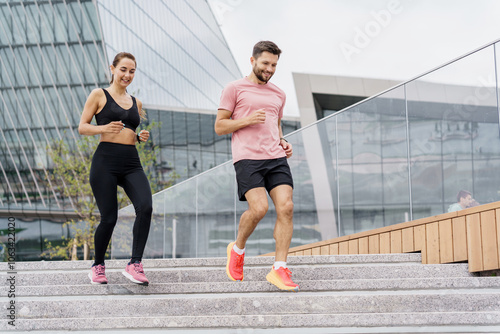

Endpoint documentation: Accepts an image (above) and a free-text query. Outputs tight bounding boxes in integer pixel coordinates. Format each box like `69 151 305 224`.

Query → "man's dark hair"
457 190 471 202
252 41 282 59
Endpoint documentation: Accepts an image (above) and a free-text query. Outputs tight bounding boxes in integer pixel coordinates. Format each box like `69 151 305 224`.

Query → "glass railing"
112 39 500 259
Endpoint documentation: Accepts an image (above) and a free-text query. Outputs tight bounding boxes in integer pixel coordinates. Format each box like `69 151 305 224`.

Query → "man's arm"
214 108 266 136
278 118 293 158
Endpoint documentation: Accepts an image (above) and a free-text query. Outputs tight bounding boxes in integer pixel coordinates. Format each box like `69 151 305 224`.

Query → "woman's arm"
78 89 123 136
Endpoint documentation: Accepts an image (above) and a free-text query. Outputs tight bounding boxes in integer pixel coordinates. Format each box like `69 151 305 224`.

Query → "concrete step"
9 290 500 318
11 276 500 297
0 262 476 287
7 312 500 332
0 254 476 289
2 253 424 271
2 253 499 332
2 291 500 331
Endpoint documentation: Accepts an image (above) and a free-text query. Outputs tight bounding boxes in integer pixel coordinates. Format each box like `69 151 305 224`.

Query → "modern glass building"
0 0 302 260
112 39 500 260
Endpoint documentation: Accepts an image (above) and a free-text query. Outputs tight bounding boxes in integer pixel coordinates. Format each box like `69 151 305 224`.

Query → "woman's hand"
102 121 125 134
137 130 150 142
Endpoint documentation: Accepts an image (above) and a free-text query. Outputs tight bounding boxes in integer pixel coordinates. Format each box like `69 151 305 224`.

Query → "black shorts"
234 157 294 201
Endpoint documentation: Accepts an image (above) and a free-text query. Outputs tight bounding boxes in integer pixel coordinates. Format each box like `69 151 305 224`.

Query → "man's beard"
253 66 272 83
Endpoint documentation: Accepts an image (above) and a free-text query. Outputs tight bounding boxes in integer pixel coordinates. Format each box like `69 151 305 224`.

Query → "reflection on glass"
407 44 500 219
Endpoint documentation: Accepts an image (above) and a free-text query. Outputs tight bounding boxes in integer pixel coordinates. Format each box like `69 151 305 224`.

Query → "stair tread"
3 254 498 332
0 254 423 271
4 311 500 331
11 276 500 297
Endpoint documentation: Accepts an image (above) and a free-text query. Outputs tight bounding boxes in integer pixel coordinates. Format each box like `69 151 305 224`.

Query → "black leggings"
89 142 152 265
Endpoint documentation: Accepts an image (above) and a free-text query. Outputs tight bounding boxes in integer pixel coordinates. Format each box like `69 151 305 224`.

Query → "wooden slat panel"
359 237 369 254
438 219 453 263
390 230 402 253
452 216 467 262
380 232 390 253
368 235 379 254
330 243 339 255
480 210 499 271
421 236 428 264
497 209 500 268
348 240 358 254
312 247 321 255
339 241 349 255
426 222 440 264
466 213 483 272
402 227 414 253
268 201 500 273
414 225 425 251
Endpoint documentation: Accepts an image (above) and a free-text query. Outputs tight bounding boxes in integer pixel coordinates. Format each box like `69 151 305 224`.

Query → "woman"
79 52 152 286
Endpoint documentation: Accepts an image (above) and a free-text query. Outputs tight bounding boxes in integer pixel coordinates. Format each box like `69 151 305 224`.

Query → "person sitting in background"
467 198 480 208
448 190 473 212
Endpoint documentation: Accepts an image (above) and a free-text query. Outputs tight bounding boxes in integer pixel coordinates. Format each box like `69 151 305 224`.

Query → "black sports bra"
95 89 140 132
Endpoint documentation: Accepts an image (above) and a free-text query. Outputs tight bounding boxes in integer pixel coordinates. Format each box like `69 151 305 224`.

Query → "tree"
43 120 177 260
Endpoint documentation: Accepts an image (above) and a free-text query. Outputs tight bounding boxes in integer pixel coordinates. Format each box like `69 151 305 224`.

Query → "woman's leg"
90 155 119 266
121 169 153 262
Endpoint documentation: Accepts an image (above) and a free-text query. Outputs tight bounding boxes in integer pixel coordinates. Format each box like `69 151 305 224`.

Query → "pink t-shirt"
218 77 287 163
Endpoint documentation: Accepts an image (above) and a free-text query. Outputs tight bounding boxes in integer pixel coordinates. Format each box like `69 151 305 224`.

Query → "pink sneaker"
89 264 108 285
122 261 149 286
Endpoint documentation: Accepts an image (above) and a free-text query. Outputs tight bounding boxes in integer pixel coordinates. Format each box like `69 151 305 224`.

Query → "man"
214 41 298 292
448 190 473 212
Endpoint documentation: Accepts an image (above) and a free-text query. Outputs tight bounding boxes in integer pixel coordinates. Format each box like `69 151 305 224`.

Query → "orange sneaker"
266 266 299 292
226 242 244 281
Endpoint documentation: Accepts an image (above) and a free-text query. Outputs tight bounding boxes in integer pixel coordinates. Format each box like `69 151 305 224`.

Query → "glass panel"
173 112 187 146
6 217 40 261
337 86 409 235
187 113 200 150
201 150 215 171
159 178 198 258
196 163 235 257
290 127 325 244
407 44 499 218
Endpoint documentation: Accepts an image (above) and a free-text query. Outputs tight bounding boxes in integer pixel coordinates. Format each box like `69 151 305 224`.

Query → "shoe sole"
88 273 107 285
226 242 243 281
266 271 299 292
122 271 149 286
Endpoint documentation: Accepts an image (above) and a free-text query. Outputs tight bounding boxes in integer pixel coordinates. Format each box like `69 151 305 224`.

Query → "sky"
207 0 500 117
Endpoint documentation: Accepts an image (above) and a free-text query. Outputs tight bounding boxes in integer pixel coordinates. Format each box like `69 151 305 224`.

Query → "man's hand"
247 109 266 125
280 139 293 158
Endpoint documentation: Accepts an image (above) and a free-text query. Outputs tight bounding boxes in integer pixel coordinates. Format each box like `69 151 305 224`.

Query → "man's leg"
266 184 299 291
269 184 294 262
235 187 269 249
227 187 268 281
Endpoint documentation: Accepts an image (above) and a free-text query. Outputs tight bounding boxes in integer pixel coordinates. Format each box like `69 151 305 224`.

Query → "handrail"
151 38 500 196
296 38 500 133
